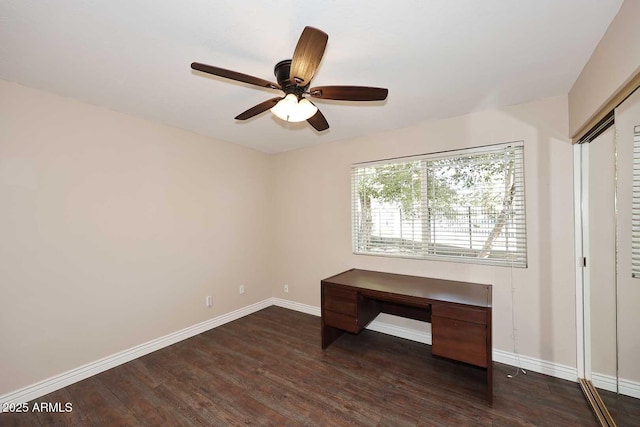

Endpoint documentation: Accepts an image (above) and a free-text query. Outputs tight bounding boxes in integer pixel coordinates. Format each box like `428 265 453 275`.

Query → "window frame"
351 141 527 267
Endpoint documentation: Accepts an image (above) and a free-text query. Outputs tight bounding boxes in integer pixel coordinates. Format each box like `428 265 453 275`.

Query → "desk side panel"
431 316 488 368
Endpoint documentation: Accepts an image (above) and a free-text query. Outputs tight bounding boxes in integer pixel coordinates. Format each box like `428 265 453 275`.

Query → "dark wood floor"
598 387 640 426
1 306 636 426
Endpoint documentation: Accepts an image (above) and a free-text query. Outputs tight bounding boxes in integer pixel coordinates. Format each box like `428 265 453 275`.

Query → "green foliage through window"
351 142 527 267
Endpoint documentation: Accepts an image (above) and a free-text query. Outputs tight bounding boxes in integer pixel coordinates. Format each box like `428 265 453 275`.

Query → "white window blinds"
632 125 640 278
352 141 527 267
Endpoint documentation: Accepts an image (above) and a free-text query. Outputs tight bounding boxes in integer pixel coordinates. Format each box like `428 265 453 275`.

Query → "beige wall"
0 81 273 395
1 79 580 397
568 0 640 137
271 96 577 367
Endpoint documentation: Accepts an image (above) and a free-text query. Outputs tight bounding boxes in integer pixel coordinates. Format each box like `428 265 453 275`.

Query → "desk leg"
486 310 493 404
321 321 344 349
487 363 493 404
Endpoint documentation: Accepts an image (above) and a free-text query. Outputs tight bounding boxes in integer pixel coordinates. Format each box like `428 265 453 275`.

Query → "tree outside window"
352 142 526 267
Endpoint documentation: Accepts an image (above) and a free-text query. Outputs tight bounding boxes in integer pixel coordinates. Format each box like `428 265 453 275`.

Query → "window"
632 125 640 278
351 141 527 267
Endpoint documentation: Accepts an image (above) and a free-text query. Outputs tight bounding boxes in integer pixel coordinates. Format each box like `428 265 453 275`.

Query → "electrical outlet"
239 285 245 294
284 284 289 293
206 296 213 307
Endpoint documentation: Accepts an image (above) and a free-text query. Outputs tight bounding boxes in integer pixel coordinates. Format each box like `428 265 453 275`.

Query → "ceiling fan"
191 26 388 132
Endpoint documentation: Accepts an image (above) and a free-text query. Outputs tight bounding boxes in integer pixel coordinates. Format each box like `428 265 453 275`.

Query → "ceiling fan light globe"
296 98 318 121
270 94 317 123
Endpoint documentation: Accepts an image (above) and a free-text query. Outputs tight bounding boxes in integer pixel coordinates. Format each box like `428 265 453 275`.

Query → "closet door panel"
587 126 617 383
615 88 640 390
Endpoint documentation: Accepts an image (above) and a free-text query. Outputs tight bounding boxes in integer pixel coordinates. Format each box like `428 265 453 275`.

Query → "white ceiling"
0 0 623 153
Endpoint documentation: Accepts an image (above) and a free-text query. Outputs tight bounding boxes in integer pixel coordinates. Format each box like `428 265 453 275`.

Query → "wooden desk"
321 268 493 402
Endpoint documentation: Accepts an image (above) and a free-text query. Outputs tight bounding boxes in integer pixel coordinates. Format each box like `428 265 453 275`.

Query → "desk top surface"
322 269 492 308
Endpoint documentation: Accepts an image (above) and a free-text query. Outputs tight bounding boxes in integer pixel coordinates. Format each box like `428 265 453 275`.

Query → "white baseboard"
366 319 432 345
592 372 640 399
619 377 640 399
3 297 638 405
592 372 619 393
273 298 581 383
272 298 320 316
272 299 434 345
0 299 273 406
492 350 578 382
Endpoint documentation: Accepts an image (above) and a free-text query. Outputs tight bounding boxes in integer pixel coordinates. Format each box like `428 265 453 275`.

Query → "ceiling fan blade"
235 97 282 120
290 26 328 87
191 62 281 90
309 86 388 101
307 108 329 131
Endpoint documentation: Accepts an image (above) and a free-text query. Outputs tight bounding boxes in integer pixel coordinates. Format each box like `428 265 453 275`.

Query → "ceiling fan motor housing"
274 60 307 97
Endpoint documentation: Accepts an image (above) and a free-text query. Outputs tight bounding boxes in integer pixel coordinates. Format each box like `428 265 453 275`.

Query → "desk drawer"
323 285 357 316
432 304 487 325
324 311 359 333
432 316 487 368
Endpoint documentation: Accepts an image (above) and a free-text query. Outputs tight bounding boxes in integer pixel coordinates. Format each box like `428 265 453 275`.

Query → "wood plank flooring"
1 306 633 426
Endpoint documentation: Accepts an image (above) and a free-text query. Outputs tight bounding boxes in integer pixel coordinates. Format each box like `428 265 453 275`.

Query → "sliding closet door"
584 126 617 390
614 88 640 398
